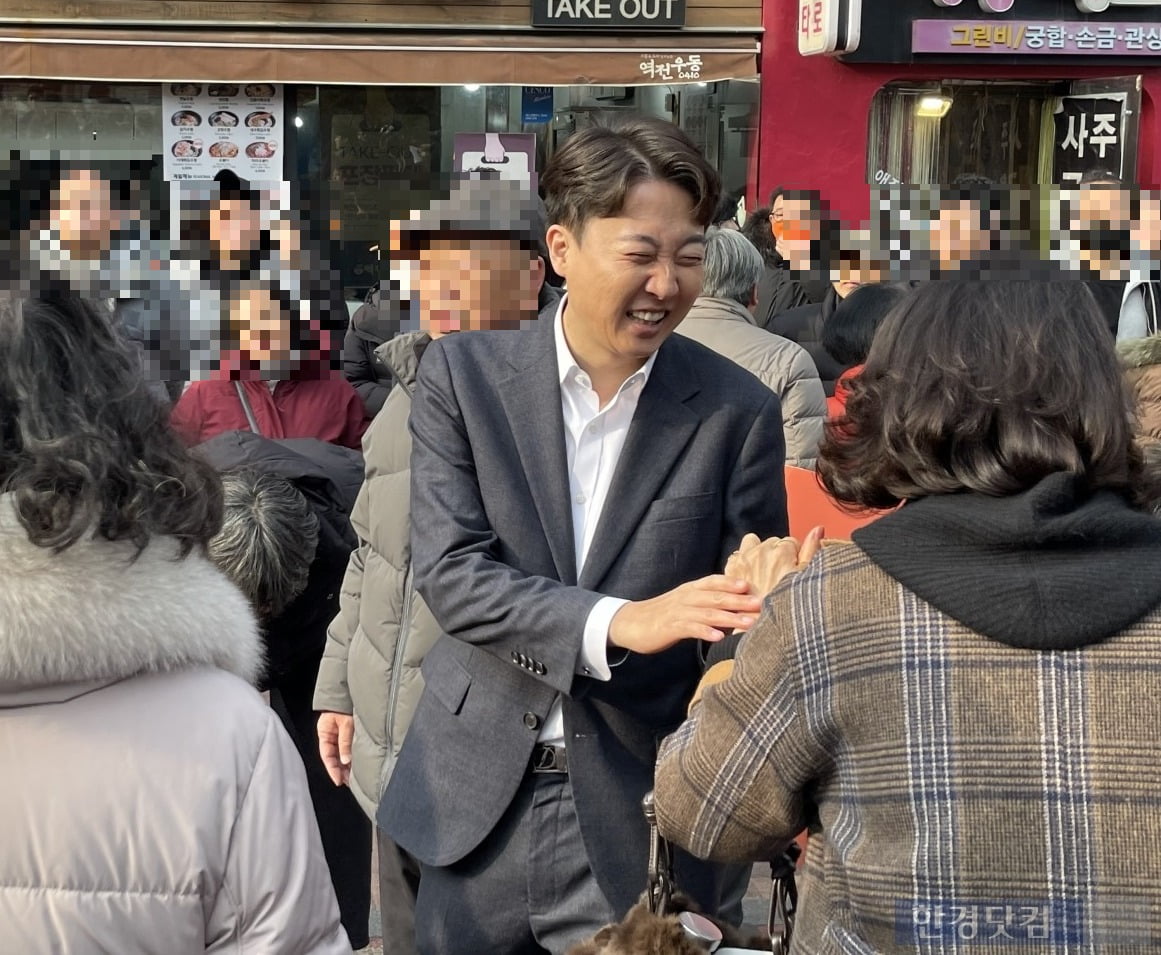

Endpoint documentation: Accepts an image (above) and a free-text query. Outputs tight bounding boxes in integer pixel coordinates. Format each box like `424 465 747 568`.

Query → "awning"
0 28 758 86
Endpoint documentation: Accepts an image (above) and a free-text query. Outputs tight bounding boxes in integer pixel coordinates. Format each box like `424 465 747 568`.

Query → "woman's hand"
725 526 825 599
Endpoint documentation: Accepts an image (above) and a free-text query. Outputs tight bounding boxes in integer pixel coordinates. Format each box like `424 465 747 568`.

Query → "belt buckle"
532 744 566 774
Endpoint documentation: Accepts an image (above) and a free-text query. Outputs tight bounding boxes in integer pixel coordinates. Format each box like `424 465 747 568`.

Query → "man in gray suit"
378 117 788 954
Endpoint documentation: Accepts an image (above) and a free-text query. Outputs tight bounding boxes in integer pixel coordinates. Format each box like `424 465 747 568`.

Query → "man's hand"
608 575 763 655
317 711 355 787
726 526 825 599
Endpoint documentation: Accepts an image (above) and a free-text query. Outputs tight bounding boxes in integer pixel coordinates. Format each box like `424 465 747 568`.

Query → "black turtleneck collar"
852 472 1161 650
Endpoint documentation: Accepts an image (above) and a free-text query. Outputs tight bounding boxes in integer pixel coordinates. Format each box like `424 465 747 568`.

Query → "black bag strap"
642 791 675 917
768 842 801 955
642 790 798 953
234 380 263 436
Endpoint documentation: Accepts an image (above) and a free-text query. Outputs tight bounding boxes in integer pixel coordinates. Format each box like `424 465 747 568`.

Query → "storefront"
759 0 1161 224
2 0 764 295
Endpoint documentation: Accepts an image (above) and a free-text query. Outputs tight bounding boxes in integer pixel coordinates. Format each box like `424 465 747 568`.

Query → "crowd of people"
2 116 1161 955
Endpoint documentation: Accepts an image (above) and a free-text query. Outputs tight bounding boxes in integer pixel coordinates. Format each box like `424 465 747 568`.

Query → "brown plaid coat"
655 541 1161 953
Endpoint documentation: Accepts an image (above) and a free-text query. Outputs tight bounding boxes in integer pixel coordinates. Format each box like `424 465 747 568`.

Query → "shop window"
866 78 1142 188
2 77 762 302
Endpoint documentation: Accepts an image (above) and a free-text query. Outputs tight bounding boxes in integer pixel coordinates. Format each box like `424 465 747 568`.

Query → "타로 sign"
1052 93 1127 182
912 20 1161 54
531 0 685 28
798 0 863 55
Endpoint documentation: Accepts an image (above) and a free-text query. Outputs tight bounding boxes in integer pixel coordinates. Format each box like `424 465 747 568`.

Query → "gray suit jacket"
378 316 788 916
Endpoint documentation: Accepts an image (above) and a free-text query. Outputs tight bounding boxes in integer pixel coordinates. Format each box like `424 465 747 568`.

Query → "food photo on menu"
245 111 276 129
208 84 240 97
244 84 276 98
171 110 202 127
170 84 201 97
209 111 240 128
209 142 240 159
172 140 203 159
245 142 277 159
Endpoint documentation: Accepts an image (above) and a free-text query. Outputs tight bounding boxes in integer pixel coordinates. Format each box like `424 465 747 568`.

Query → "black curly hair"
0 296 223 555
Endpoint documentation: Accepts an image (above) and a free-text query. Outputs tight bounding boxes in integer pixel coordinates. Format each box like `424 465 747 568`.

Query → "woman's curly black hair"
0 296 223 555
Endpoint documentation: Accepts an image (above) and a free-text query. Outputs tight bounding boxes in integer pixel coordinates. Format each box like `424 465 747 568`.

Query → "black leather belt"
531 743 568 774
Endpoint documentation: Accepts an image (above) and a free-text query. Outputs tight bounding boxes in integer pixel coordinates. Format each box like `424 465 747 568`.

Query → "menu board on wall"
161 83 284 181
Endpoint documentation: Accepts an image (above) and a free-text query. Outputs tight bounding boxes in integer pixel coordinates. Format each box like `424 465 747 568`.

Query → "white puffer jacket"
0 496 349 954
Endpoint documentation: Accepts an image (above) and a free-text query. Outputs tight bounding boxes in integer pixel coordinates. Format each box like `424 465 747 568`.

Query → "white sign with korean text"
161 82 284 182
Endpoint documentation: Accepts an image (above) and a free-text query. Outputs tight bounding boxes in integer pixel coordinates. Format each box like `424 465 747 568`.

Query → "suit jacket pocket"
643 492 716 525
423 650 472 715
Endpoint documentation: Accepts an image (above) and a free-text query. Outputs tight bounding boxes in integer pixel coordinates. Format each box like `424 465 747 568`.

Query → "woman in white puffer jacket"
0 296 349 955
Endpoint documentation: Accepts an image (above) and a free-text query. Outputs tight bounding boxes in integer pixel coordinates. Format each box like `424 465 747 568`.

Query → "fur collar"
0 495 262 697
1118 333 1161 370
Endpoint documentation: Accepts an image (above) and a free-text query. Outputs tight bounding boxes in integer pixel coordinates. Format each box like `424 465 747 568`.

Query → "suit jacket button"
523 712 540 730
534 662 546 675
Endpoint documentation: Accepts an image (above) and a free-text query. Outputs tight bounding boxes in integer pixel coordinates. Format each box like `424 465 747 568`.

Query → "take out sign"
532 0 686 28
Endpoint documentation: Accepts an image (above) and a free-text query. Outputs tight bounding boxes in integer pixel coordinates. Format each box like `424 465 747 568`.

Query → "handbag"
566 794 799 955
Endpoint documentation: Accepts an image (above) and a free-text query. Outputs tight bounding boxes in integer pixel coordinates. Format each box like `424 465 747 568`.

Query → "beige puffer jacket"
314 330 442 820
0 496 348 955
1120 333 1161 445
677 296 826 469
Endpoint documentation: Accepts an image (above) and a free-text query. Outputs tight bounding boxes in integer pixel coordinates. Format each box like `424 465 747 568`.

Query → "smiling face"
547 178 705 384
232 287 291 364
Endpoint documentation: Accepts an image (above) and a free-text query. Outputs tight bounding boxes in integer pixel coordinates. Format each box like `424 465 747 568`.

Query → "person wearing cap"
313 176 547 955
373 118 787 953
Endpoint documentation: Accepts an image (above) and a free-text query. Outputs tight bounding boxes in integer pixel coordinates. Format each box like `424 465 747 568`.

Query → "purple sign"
912 19 1161 54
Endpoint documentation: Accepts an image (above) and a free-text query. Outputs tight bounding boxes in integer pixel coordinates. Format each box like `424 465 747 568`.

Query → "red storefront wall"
757 0 1161 226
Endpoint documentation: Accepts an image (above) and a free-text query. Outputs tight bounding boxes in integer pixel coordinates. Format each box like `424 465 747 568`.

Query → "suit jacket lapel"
498 321 578 586
579 340 701 592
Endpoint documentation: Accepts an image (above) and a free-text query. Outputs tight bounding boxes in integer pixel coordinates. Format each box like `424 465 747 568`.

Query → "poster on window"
1052 93 1126 185
161 82 284 181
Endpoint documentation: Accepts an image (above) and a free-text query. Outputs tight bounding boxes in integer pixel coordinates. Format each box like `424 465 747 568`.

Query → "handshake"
723 525 825 604
607 526 825 657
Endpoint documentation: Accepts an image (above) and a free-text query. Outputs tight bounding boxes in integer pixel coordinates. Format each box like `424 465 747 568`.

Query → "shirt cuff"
578 597 629 682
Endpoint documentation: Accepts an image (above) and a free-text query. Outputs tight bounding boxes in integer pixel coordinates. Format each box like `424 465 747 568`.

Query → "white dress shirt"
537 296 657 746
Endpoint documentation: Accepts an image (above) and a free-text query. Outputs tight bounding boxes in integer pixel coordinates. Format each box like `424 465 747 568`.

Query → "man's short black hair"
822 282 912 367
1079 168 1124 186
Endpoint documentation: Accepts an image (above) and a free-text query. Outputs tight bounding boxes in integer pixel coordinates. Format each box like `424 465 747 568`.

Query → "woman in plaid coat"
655 280 1161 953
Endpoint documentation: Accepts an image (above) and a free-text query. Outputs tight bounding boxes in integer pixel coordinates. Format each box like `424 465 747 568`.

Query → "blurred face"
1078 182 1131 231
210 197 264 261
415 237 543 338
932 199 988 271
51 170 119 258
777 196 819 273
1134 193 1161 255
547 179 705 378
232 287 291 363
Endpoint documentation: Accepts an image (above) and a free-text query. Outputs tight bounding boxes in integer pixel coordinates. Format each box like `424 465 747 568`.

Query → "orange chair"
783 465 883 541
